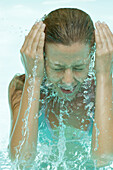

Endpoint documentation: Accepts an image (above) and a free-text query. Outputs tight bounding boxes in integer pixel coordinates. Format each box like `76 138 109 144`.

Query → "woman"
8 8 113 168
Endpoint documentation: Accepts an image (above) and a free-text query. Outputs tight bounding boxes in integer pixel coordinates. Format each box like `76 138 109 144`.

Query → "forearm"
9 77 41 163
91 72 113 164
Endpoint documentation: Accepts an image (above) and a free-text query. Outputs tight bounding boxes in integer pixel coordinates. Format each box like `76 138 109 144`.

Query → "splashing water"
1 44 113 169
11 54 42 168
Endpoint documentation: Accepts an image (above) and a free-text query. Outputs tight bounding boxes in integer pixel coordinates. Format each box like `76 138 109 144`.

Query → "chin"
52 84 80 101
57 89 77 101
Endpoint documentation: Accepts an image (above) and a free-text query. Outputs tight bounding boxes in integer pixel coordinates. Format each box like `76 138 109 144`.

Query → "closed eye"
73 68 83 71
53 68 84 71
54 68 64 71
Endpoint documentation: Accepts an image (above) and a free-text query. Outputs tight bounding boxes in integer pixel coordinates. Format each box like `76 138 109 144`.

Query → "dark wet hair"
9 8 96 111
41 8 96 55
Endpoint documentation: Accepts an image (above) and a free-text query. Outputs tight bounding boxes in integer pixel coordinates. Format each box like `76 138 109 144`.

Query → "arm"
91 72 113 166
91 21 113 167
9 77 42 167
8 21 46 168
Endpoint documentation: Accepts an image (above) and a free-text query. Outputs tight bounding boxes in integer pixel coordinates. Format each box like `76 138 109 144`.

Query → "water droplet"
81 119 84 123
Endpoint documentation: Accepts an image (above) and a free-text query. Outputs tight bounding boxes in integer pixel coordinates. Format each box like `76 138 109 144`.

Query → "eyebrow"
50 62 85 67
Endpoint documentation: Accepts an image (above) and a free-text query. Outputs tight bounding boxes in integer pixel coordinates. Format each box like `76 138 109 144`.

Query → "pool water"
1 68 113 169
0 1 113 169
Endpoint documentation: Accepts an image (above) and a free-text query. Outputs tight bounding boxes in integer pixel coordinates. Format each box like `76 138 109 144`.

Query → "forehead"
45 42 90 63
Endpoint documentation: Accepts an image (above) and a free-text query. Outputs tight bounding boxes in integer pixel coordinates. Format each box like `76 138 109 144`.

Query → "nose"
62 68 74 86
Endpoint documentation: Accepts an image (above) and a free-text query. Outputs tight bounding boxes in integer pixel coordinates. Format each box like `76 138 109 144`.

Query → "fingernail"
41 24 45 28
43 23 46 27
103 21 106 25
97 21 100 25
95 29 98 34
34 21 39 25
35 21 42 25
41 32 45 37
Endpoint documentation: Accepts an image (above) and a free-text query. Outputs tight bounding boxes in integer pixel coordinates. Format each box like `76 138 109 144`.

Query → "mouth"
60 85 77 94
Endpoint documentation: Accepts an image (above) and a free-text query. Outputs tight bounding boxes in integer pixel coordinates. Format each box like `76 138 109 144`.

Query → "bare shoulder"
8 74 25 148
8 73 25 112
8 73 45 115
8 73 25 93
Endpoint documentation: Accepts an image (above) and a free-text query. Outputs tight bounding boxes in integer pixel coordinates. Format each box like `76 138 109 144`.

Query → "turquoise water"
1 72 113 169
1 56 112 169
0 0 113 169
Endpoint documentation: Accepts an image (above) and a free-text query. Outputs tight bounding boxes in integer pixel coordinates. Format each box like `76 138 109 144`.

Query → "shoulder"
8 73 25 102
8 73 46 111
8 73 25 91
8 73 25 112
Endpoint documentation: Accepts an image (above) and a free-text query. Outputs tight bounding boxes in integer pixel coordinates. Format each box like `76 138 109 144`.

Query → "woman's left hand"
94 21 113 74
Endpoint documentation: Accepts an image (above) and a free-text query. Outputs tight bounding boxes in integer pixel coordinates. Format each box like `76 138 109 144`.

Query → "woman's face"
45 42 90 101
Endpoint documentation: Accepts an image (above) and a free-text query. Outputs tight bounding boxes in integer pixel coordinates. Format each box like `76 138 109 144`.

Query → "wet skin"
42 42 92 130
45 42 91 102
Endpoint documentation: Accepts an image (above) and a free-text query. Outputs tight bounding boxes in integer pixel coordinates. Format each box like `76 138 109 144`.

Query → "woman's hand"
20 21 46 82
94 21 113 74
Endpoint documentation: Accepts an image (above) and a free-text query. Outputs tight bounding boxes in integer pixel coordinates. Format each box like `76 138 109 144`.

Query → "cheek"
73 69 89 82
74 70 87 76
46 67 62 83
81 69 89 80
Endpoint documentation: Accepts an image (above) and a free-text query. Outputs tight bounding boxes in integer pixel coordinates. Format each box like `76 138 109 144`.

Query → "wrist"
96 72 112 87
25 75 42 85
96 71 112 78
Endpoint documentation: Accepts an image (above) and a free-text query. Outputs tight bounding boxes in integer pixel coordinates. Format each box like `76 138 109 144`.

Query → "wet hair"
9 8 96 112
41 8 96 55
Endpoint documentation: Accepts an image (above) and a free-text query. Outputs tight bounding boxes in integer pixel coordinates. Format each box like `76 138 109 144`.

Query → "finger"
102 22 113 45
31 24 46 52
27 23 45 50
102 23 113 52
21 24 38 52
28 21 42 37
36 32 45 59
95 22 103 49
96 21 108 49
22 21 43 51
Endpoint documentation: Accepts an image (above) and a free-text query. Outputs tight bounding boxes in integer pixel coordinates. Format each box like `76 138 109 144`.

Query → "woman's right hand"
20 21 46 82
